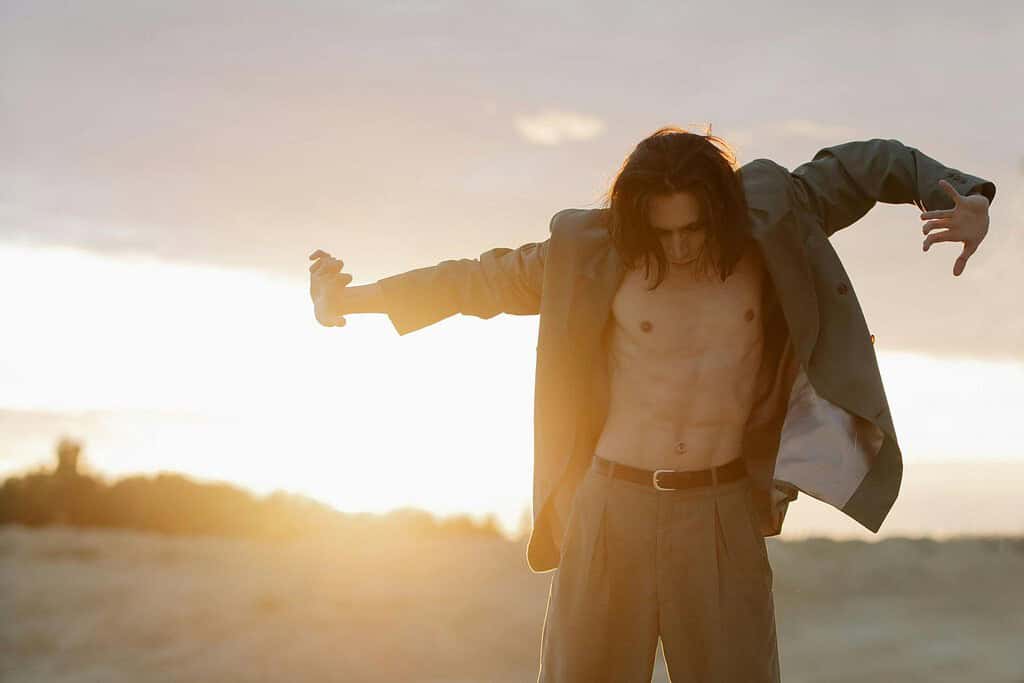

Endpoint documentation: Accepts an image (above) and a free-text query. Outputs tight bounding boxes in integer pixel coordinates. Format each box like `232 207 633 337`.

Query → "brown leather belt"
591 454 747 491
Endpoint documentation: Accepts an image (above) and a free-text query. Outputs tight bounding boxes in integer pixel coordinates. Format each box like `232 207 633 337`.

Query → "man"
308 129 995 682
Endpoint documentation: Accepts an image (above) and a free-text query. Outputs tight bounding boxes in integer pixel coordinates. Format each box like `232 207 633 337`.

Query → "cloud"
700 121 860 153
778 119 860 141
0 203 149 253
513 110 606 146
719 128 755 149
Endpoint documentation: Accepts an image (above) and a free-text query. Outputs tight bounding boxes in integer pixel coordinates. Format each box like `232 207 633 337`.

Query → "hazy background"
3 2 1024 682
4 526 1023 683
2 0 1022 535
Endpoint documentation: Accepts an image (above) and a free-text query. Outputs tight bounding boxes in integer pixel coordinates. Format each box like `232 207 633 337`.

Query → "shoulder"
548 208 611 252
543 208 612 268
549 207 608 235
738 157 792 198
738 158 799 227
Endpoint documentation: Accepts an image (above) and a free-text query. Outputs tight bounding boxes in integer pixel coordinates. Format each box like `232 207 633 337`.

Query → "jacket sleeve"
789 138 997 238
375 237 549 336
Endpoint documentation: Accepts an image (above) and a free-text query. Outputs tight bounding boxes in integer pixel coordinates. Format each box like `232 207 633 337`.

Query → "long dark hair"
600 125 752 289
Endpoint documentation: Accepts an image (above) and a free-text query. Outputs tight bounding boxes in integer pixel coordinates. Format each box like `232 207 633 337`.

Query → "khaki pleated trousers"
537 458 780 683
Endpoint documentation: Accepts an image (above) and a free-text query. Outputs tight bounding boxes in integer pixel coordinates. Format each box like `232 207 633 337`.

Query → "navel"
744 308 755 322
640 320 653 333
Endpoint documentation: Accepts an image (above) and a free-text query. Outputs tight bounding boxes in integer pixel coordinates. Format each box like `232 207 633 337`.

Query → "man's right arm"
313 211 563 334
339 282 387 314
372 239 549 336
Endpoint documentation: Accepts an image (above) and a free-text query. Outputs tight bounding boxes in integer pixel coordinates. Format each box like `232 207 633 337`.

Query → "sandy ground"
1 526 1022 682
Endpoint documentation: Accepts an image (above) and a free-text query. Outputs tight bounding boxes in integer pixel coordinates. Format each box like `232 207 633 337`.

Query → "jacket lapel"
567 229 625 347
556 226 626 475
747 212 820 368
739 159 821 368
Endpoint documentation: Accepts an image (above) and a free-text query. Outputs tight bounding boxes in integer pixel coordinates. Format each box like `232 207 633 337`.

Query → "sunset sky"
2 1 1022 536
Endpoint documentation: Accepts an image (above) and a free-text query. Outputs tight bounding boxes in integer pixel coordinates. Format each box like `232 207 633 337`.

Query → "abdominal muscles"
593 247 767 471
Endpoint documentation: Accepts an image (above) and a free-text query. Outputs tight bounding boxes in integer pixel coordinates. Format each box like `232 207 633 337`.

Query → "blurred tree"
0 438 506 543
56 437 81 477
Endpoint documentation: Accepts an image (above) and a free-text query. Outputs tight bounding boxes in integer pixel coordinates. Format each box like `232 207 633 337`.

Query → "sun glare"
1 243 1021 536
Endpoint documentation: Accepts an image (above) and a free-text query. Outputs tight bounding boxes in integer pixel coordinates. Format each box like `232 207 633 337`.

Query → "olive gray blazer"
376 138 996 573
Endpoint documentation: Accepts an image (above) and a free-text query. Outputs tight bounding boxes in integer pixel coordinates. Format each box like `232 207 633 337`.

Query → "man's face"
647 191 707 267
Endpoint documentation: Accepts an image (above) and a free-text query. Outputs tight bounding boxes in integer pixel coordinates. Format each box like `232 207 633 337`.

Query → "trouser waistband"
590 454 747 491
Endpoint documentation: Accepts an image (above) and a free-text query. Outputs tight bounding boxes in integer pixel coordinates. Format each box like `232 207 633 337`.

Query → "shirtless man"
306 128 994 681
532 189 783 681
309 187 781 683
595 189 767 473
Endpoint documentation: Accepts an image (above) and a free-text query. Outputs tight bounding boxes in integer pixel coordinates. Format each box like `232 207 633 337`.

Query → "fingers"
311 259 341 276
309 250 352 326
920 208 954 220
312 263 347 282
922 219 952 235
920 231 977 276
310 269 352 293
953 256 966 276
313 305 348 327
309 255 345 274
953 242 977 277
922 229 956 251
317 313 347 327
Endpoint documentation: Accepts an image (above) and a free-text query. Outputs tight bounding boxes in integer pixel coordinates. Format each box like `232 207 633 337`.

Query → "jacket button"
836 282 849 295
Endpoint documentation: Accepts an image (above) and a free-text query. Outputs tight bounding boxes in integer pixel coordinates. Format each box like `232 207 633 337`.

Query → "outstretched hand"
309 249 353 326
920 179 990 277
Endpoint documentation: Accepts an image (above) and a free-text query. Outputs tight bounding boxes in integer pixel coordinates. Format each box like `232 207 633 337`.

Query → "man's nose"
672 233 685 257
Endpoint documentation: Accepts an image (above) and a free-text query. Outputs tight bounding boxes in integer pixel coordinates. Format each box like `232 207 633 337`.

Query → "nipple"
640 320 653 333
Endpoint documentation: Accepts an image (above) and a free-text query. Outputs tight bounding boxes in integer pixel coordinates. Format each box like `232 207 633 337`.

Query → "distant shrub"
0 440 506 542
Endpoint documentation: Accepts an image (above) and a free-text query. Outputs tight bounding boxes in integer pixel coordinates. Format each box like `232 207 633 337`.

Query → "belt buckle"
652 469 676 491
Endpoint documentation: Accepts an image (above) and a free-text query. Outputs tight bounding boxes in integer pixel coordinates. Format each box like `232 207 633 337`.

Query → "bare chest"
609 248 767 355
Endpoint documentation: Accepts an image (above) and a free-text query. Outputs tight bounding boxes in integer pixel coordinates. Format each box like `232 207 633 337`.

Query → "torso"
593 243 768 471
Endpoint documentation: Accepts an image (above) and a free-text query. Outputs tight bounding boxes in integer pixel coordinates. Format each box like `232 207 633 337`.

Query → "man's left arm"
790 138 996 276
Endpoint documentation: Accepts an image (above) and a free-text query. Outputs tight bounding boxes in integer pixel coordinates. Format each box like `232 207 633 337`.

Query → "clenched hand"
920 179 991 277
309 249 353 326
